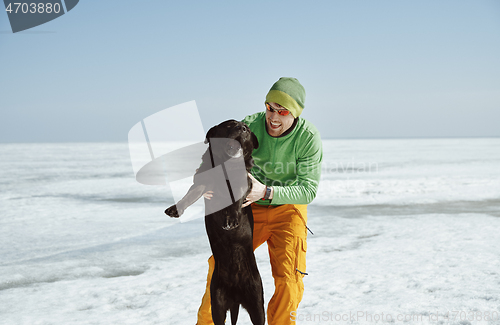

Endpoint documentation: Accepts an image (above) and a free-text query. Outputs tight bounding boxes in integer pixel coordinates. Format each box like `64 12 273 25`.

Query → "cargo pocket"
295 237 308 280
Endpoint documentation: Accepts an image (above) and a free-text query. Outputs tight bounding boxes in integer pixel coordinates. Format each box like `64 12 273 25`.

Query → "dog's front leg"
164 184 206 218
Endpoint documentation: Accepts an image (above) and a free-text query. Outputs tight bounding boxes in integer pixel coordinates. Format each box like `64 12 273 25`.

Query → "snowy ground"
1 140 499 324
1 209 500 325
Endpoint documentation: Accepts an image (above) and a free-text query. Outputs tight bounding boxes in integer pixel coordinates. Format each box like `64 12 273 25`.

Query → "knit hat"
265 77 306 118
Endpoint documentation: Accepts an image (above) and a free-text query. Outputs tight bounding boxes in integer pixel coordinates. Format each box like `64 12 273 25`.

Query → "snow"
1 139 499 324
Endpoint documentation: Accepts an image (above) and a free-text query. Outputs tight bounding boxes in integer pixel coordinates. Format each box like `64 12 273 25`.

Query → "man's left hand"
242 173 266 207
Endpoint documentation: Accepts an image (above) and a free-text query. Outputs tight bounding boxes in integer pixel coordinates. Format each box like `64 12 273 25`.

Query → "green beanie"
265 77 306 118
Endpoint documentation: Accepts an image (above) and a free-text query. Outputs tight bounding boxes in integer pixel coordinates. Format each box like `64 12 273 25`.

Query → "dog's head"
204 120 258 166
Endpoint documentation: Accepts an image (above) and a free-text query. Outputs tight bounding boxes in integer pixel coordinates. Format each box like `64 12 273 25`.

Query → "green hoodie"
242 112 323 205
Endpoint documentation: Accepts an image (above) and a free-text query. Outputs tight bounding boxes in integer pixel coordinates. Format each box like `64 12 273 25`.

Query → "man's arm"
271 132 323 205
243 131 323 206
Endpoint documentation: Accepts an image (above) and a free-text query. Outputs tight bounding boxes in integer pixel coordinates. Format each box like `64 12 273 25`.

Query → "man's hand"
242 173 267 208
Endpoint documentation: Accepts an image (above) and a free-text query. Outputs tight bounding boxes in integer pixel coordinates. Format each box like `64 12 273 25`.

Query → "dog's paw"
222 218 239 231
165 205 181 218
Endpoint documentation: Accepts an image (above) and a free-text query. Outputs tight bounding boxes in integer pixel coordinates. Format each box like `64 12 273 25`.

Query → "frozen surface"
1 139 499 324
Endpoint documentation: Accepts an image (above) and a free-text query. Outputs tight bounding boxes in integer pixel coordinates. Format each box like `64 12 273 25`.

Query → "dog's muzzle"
225 139 243 159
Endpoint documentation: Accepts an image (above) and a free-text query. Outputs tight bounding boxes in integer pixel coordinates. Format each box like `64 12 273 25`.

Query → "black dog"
164 120 265 325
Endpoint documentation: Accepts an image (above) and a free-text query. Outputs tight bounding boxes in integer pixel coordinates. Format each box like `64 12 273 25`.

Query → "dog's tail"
230 304 239 325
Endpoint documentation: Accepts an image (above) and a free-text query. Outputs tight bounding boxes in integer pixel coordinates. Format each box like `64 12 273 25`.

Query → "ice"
1 139 499 324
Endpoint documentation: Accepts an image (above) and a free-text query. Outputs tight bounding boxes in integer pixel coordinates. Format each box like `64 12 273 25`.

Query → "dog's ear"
251 132 259 149
204 125 218 144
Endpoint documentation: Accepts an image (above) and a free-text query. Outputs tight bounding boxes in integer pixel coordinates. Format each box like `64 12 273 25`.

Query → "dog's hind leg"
230 303 239 325
211 296 226 325
210 281 229 325
242 285 265 325
245 301 265 325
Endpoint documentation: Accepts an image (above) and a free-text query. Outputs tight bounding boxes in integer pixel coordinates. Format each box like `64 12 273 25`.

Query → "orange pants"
196 204 308 325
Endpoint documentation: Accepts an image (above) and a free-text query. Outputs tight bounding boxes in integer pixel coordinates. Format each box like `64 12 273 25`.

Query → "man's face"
265 102 295 137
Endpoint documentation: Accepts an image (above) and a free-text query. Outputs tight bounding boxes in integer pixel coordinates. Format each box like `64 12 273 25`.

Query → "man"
197 77 323 325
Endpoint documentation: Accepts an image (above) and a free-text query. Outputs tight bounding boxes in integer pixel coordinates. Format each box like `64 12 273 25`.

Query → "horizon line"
1 135 499 144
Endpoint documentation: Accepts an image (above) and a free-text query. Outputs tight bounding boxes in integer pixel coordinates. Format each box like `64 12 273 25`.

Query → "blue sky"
1 0 499 142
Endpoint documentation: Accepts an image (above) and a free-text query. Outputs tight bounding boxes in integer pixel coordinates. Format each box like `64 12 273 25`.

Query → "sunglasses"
266 103 291 116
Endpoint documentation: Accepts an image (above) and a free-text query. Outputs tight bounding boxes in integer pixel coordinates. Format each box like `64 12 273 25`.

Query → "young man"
197 77 323 325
